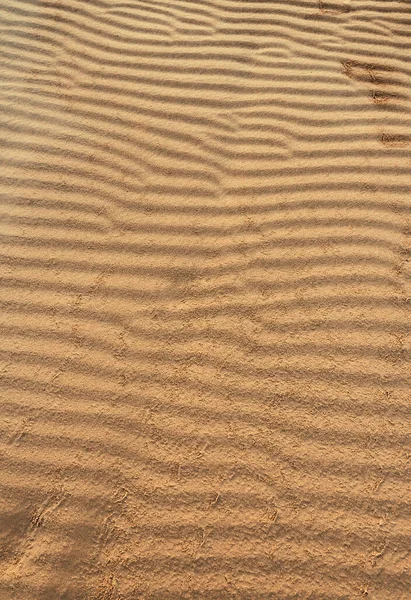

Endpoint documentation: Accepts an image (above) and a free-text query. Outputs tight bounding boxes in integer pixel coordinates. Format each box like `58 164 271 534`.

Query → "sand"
0 0 411 598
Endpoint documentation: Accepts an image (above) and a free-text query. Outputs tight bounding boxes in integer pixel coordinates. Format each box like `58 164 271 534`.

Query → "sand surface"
1 0 411 598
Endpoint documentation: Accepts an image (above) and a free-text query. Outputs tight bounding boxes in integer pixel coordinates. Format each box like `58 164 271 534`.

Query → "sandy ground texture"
1 0 411 598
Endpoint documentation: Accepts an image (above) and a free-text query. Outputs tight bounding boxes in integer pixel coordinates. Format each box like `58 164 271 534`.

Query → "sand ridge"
0 0 411 598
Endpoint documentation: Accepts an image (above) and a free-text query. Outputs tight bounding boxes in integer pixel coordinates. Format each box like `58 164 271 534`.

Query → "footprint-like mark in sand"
30 492 66 530
319 0 351 15
342 60 394 86
380 133 410 148
343 60 410 147
343 60 410 148
342 60 405 111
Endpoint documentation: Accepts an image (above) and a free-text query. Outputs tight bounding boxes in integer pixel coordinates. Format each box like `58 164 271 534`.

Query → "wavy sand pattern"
1 0 411 598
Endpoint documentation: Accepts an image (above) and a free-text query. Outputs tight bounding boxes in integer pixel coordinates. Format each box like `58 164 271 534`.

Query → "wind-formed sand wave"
0 0 410 598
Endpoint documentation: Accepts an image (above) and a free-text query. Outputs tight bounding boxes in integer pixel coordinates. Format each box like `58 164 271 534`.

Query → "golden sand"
0 0 410 598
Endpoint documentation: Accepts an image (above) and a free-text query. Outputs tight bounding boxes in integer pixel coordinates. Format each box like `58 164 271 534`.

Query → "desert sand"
1 0 411 598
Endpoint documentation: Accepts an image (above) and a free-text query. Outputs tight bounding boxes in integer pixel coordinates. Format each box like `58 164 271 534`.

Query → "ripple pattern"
0 0 411 598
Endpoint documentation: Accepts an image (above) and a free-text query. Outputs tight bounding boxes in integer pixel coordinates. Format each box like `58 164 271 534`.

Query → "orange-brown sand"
1 1 411 598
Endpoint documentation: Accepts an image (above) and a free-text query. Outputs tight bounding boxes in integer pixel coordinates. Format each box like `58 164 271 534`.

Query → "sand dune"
1 0 411 598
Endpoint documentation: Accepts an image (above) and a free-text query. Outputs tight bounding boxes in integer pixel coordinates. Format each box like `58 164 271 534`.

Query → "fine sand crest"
0 0 410 598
